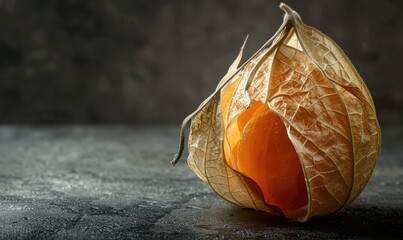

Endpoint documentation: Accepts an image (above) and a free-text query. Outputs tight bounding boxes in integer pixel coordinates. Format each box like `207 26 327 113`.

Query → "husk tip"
171 154 180 166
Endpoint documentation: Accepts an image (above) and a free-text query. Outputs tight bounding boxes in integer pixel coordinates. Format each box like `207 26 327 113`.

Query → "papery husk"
174 3 381 222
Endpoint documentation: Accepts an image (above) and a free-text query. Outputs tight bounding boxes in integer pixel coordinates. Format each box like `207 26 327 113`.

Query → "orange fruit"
221 78 308 213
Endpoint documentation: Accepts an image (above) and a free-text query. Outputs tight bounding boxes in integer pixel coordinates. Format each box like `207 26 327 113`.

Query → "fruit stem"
280 3 294 15
279 3 301 22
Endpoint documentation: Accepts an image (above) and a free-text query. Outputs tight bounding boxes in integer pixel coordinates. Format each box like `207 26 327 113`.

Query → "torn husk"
172 3 381 222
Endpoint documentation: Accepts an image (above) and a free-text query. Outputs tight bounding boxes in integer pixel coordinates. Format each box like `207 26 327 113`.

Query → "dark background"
0 0 401 126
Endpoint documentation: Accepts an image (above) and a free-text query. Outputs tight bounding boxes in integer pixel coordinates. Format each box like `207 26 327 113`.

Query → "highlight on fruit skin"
171 3 381 222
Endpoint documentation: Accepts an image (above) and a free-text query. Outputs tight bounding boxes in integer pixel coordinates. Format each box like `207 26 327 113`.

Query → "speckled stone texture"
0 0 402 125
0 126 401 239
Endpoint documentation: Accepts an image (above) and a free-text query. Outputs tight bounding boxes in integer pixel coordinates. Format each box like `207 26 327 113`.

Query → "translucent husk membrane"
172 3 381 222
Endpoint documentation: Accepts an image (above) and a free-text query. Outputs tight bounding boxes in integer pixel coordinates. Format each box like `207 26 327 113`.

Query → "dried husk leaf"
174 3 381 222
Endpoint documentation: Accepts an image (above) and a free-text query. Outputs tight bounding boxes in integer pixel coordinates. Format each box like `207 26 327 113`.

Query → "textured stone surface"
0 126 402 239
0 0 402 125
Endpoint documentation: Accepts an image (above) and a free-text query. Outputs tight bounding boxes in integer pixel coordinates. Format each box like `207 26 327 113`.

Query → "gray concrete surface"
0 126 402 239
